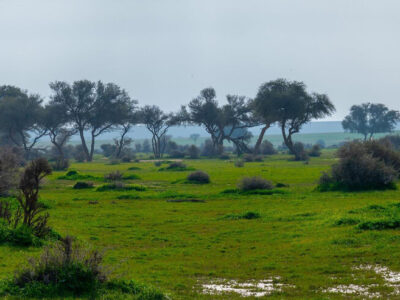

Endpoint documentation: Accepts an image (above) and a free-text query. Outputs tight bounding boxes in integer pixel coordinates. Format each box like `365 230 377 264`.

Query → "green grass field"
2 152 400 299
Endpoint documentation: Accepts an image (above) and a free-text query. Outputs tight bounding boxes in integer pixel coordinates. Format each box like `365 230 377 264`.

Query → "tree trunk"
281 124 294 154
78 129 90 161
253 124 270 154
89 133 96 162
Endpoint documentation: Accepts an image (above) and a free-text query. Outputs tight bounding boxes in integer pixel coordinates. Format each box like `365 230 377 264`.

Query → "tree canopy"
342 103 400 140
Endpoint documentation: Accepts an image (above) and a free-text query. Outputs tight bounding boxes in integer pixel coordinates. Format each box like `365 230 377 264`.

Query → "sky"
0 0 399 121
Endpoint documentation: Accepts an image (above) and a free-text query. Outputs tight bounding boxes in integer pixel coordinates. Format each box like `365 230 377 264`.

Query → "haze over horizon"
1 0 399 120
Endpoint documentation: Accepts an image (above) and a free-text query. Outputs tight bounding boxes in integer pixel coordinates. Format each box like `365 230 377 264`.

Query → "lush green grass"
2 151 400 298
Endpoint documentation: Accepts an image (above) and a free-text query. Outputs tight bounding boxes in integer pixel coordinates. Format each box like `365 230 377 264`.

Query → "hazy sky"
0 0 399 120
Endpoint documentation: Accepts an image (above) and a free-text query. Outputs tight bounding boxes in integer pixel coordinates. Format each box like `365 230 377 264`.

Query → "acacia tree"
113 108 140 159
49 80 135 161
43 103 76 164
182 88 256 155
139 105 179 158
342 103 400 140
254 79 335 158
0 86 47 159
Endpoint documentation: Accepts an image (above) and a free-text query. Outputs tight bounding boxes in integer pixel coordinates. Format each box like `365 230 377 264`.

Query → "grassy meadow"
2 151 400 299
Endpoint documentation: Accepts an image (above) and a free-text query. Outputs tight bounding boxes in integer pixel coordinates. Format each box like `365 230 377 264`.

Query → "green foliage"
58 171 97 181
222 211 261 220
159 161 194 171
73 182 94 189
96 183 146 192
319 141 400 191
186 171 210 184
238 176 274 191
116 194 141 200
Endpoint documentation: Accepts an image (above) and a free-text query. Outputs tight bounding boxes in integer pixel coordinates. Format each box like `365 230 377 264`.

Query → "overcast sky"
0 0 399 120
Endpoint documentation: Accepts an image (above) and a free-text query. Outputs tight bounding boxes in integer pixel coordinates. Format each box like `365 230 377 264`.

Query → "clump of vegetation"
116 194 141 200
319 140 400 191
58 170 96 180
127 166 141 171
104 170 123 182
234 159 244 167
73 182 94 189
187 145 200 159
222 211 261 220
358 219 400 230
123 173 140 180
260 140 277 155
242 154 263 162
96 183 146 192
159 161 193 171
0 236 166 298
238 176 274 191
218 153 230 160
292 142 309 161
0 158 58 246
186 171 210 184
50 158 70 171
308 144 321 157
0 147 20 196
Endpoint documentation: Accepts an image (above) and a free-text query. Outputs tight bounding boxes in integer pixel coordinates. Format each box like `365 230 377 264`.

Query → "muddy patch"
200 277 292 297
323 265 400 298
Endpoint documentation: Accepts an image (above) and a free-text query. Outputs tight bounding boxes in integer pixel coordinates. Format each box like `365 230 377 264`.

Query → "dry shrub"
238 176 274 191
187 171 210 184
0 147 20 196
14 236 106 296
319 140 400 191
104 170 123 182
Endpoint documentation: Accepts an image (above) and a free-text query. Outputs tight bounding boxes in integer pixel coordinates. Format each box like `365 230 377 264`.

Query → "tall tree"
253 79 335 156
49 80 135 161
0 85 47 158
342 103 400 140
139 105 179 158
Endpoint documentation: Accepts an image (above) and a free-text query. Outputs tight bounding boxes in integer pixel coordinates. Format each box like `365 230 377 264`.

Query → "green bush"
358 219 400 230
186 171 210 184
319 141 399 191
59 171 96 181
238 176 274 191
73 182 94 189
97 183 146 192
223 211 261 220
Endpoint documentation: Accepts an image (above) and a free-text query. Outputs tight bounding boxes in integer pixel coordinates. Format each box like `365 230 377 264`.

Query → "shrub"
243 154 254 162
238 176 274 191
96 183 146 192
234 159 244 167
154 161 162 167
380 134 400 150
123 174 140 180
0 147 20 196
223 211 261 220
116 194 141 200
187 171 210 184
218 153 230 160
260 140 276 155
73 145 86 162
293 142 309 161
319 141 399 191
169 150 185 159
187 145 199 159
73 182 94 189
58 170 96 180
162 161 189 171
13 236 106 296
358 219 400 230
308 144 321 157
50 158 70 171
104 171 123 182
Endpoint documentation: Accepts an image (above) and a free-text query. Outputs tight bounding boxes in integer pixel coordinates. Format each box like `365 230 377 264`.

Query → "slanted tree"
254 79 335 157
43 103 76 165
139 105 179 158
0 86 47 158
114 109 139 159
342 103 400 140
49 80 134 161
182 88 256 155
